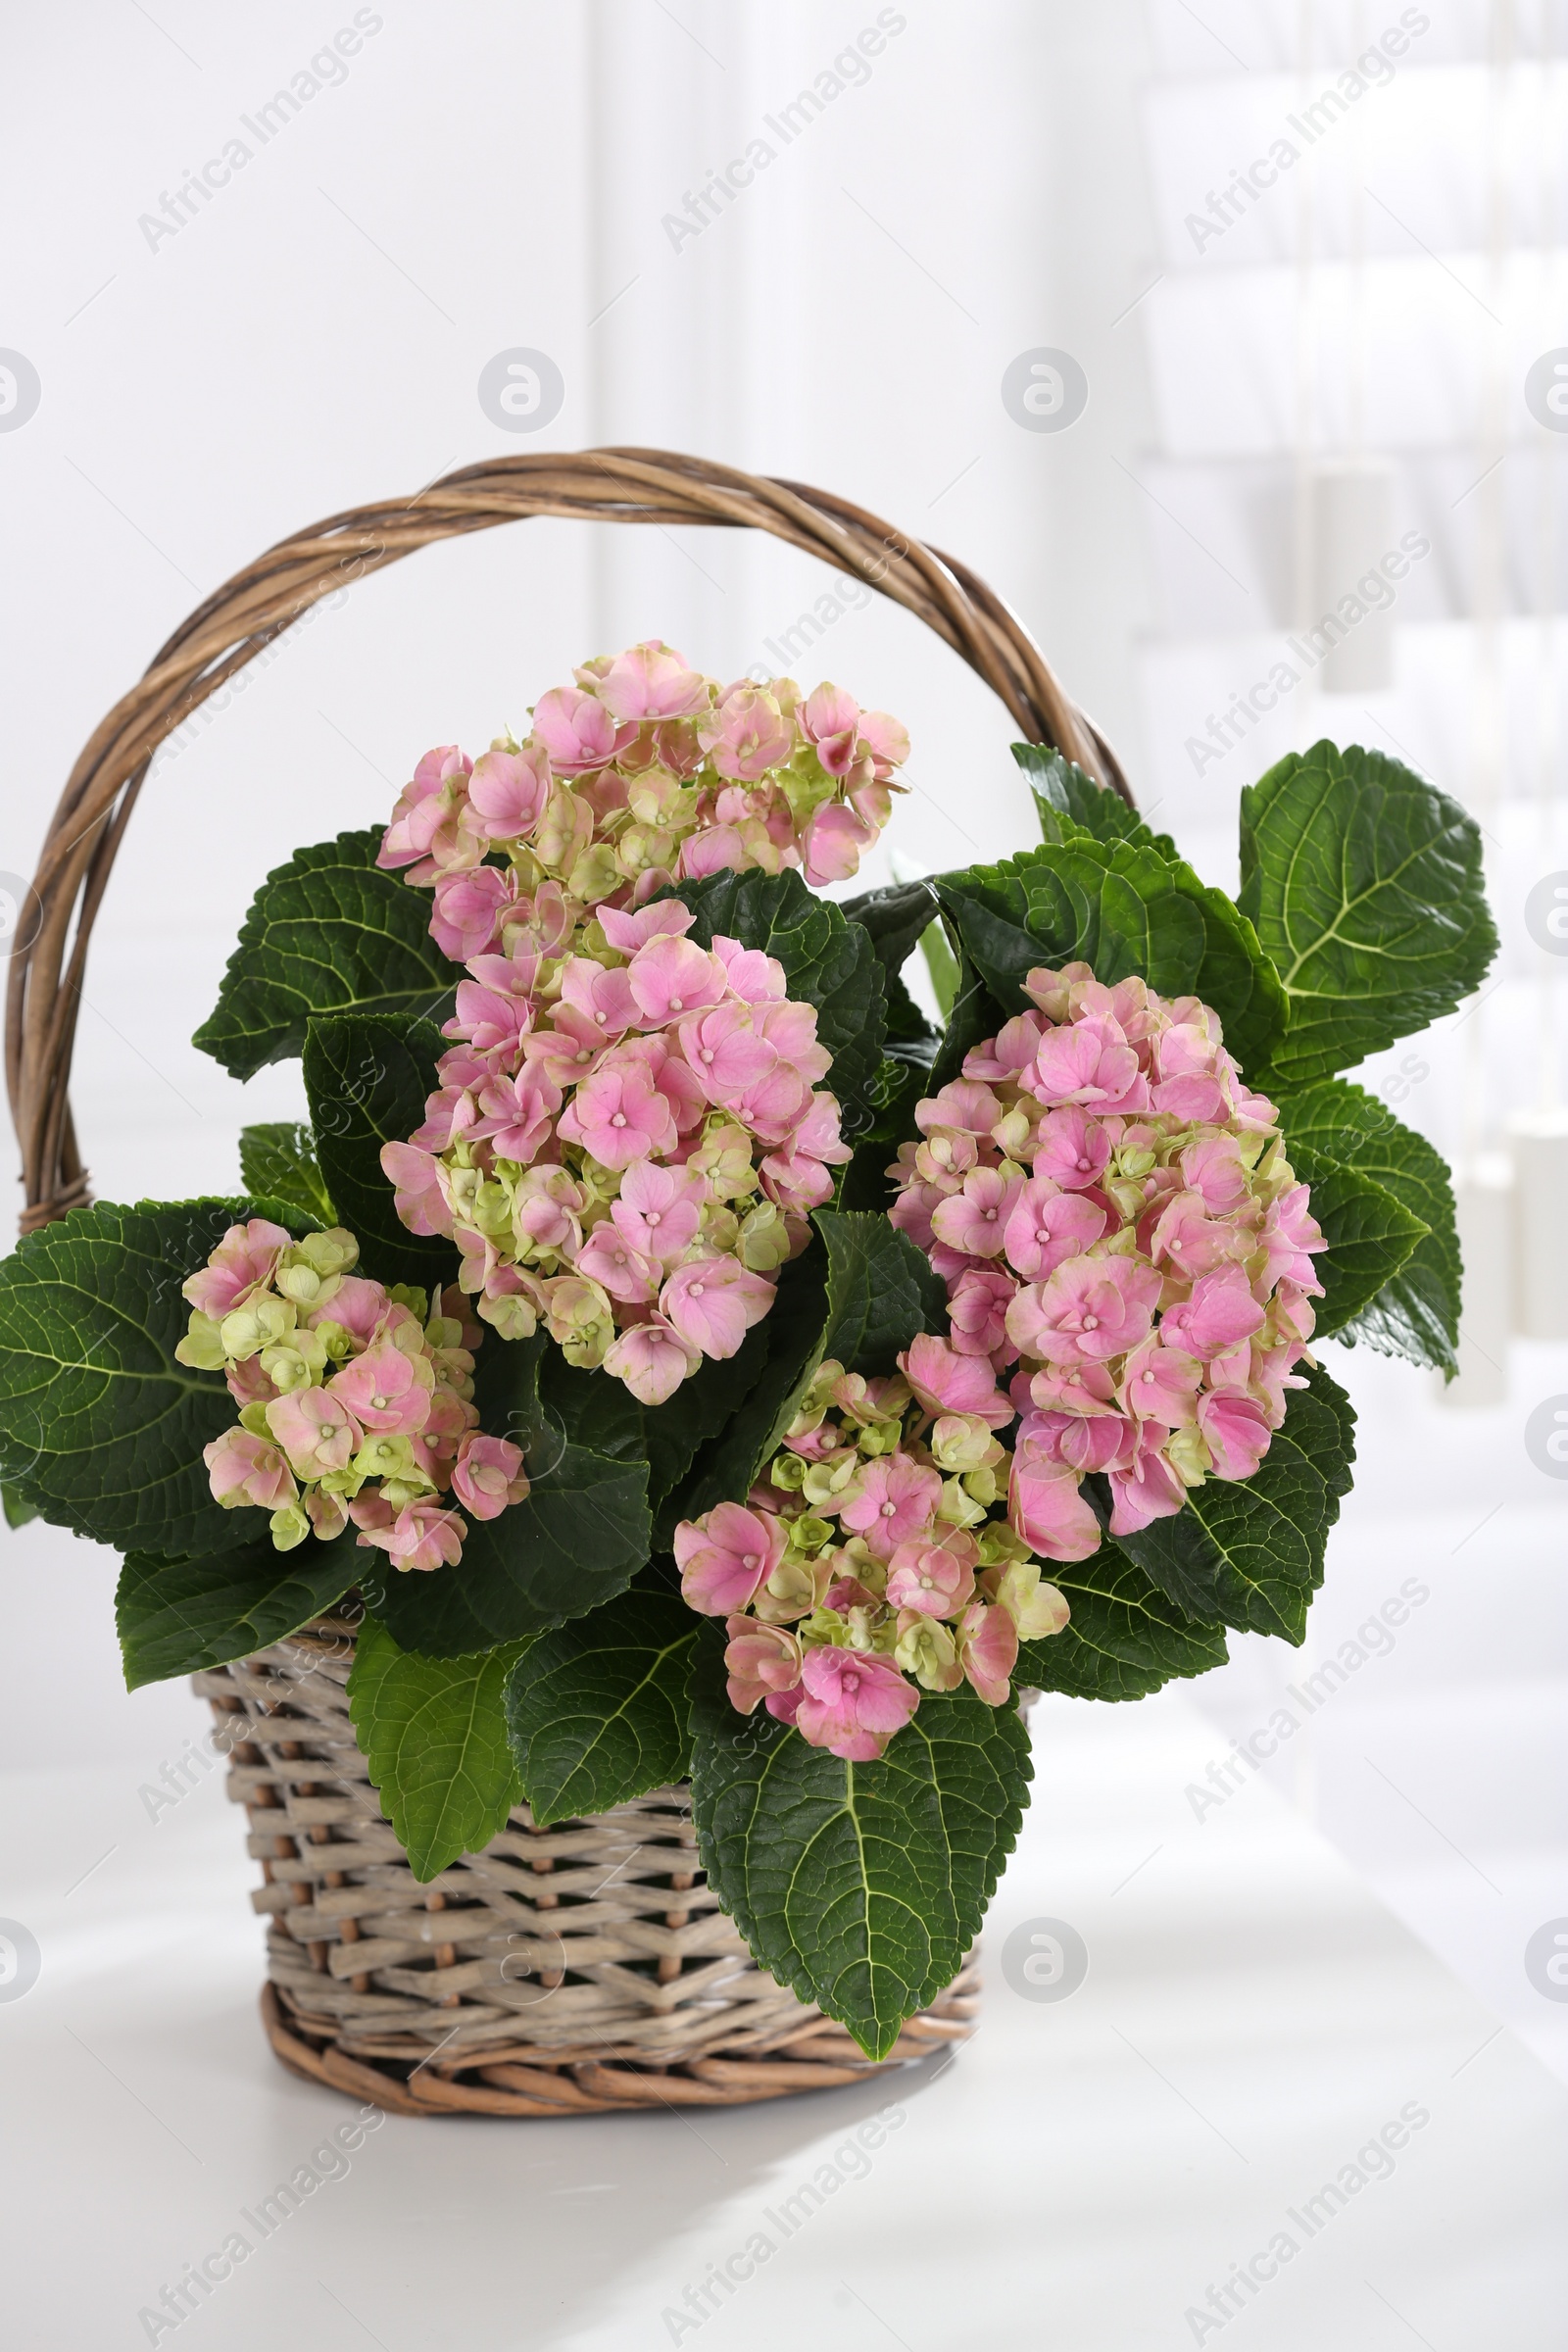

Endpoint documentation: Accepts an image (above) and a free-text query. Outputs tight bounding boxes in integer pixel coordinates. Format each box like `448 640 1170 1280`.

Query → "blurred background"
2 0 1566 2136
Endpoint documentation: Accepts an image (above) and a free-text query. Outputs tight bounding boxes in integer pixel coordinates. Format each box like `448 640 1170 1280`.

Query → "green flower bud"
785 1513 833 1555
270 1501 311 1552
976 1521 1030 1568
388 1283 430 1324
238 1400 273 1441
798 1605 851 1648
317 1467 365 1498
768 1450 808 1494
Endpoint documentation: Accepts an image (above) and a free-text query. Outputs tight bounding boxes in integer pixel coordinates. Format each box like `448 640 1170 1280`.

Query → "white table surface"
4 1685 1564 2352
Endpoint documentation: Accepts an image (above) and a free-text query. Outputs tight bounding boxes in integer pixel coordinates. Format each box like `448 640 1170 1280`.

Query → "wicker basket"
9 448 1126 2112
204 1613 981 2115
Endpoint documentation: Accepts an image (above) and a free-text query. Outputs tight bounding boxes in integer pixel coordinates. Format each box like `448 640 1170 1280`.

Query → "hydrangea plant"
0 652 1495 2059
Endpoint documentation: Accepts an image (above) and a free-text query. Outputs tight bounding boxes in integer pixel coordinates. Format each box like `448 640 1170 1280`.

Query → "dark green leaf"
1239 741 1497 1087
504 1582 696 1825
363 1333 651 1655
193 827 458 1080
1286 1139 1429 1339
669 1244 830 1526
1016 1542 1228 1703
348 1613 526 1881
1013 742 1181 861
2 1485 38 1530
836 1033 938 1217
537 1347 648 1463
116 1530 360 1690
926 938 1009 1098
672 1210 943 1525
0 1200 268 1557
653 866 887 1130
1111 1364 1356 1644
920 920 959 1020
936 837 1287 1078
815 1207 948 1377
643 1325 771 1544
690 1636 1032 2059
838 878 939 991
238 1123 335 1226
303 1012 452 1291
1277 1081 1460 1374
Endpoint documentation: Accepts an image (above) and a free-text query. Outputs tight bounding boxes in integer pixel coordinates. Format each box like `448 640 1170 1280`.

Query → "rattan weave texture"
205 1620 979 2116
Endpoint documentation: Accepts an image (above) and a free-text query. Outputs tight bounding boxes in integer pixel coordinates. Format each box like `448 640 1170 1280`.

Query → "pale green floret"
220 1295 296 1361
855 1418 906 1459
845 1604 899 1655
895 1615 962 1690
700 1203 741 1253
737 1201 793 1273
174 1311 227 1371
936 1476 987 1530
296 1227 360 1277
270 1501 311 1551
274 1260 341 1310
802 1453 858 1510
378 1473 437 1507
259 1326 333 1393
976 1521 1030 1569
318 1466 367 1498
1165 1425 1213 1487
354 1433 415 1482
995 1558 1070 1640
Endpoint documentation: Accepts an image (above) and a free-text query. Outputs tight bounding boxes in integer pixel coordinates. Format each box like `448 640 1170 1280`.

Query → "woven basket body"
204 1619 978 2115
12 448 1123 2112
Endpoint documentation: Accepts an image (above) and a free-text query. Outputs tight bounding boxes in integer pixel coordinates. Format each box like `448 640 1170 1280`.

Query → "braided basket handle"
6 446 1130 1234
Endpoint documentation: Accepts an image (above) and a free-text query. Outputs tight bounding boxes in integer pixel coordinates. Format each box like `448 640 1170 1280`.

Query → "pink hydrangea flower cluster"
380 900 852 1404
889 963 1327 1562
376 642 909 969
672 1346 1072 1761
176 1219 527 1573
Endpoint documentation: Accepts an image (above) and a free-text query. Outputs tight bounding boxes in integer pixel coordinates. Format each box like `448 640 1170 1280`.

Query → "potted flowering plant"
0 632 1494 2071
